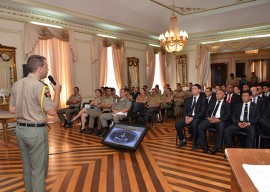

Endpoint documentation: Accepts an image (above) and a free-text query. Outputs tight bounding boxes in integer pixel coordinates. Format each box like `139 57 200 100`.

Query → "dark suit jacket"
225 93 241 111
182 95 206 119
205 100 231 121
261 97 270 119
205 96 216 110
232 102 261 125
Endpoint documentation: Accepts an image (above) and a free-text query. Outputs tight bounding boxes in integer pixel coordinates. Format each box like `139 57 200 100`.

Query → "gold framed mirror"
176 54 188 85
0 44 16 91
127 57 139 88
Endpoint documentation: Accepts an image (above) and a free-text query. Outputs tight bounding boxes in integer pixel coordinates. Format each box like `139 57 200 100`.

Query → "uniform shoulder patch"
44 87 51 98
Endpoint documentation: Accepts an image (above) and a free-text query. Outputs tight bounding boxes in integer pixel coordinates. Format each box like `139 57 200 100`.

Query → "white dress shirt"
240 101 251 122
191 95 200 116
211 100 224 118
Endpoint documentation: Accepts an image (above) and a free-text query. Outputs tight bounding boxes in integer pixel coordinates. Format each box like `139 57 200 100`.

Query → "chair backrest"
133 102 146 113
127 101 135 116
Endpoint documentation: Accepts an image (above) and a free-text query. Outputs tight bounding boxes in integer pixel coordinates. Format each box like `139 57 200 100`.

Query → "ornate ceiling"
1 0 270 45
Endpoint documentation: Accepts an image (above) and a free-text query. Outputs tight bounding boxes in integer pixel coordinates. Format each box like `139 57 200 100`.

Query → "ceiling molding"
1 0 270 48
187 24 270 45
0 0 159 45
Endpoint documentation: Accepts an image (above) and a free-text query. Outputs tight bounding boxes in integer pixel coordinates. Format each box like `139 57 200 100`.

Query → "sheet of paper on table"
242 164 270 192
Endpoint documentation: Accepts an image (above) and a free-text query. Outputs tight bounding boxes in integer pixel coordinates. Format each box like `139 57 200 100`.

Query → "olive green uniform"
10 73 55 192
89 95 114 129
174 90 186 117
161 94 174 109
57 94 82 123
99 97 132 128
145 94 161 120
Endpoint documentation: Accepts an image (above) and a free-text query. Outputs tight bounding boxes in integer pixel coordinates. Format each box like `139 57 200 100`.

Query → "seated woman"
71 89 102 132
136 88 148 103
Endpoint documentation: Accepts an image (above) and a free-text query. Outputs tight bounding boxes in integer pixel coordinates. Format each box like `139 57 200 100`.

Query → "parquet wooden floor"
0 120 231 192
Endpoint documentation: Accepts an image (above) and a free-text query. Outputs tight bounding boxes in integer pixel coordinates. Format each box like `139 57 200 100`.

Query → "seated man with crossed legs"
57 87 82 128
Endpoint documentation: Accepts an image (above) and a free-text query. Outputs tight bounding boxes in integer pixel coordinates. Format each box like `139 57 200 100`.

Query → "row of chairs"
120 102 164 127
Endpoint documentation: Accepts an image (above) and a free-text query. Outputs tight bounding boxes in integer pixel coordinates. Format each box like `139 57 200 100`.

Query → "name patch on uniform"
44 88 51 98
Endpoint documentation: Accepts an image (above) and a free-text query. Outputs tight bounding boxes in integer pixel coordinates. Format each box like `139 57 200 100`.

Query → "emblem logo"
109 130 138 144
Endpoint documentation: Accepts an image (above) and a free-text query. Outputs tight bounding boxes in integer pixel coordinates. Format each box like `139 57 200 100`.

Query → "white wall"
74 32 93 100
0 19 25 80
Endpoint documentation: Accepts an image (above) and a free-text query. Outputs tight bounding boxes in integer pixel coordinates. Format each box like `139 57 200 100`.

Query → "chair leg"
258 135 261 149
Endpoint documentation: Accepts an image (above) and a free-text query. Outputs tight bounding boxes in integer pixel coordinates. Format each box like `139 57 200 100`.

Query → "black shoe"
210 147 218 155
95 130 102 136
66 123 72 128
192 144 198 151
80 128 86 133
61 121 67 127
85 128 93 134
101 131 108 137
203 145 208 153
176 140 187 148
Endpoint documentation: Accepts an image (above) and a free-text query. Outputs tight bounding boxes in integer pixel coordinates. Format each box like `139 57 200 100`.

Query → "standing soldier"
9 55 61 192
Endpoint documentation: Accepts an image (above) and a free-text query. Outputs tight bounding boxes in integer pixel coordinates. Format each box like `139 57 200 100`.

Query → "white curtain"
196 37 270 86
91 37 125 89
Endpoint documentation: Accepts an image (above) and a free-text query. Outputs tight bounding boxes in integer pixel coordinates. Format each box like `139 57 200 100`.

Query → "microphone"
48 75 56 85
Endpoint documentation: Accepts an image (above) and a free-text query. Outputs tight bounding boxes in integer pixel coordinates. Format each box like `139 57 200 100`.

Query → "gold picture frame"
176 54 188 85
127 57 140 88
0 44 16 91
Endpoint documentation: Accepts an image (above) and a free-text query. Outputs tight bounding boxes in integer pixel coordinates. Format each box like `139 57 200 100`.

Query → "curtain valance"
102 38 124 49
24 23 78 61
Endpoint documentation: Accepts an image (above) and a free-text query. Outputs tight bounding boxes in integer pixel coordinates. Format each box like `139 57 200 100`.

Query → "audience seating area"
60 81 270 153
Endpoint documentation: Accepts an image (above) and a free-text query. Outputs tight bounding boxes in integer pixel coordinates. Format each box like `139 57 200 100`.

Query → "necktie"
226 94 231 103
189 97 197 116
252 98 256 104
212 101 221 117
243 103 248 122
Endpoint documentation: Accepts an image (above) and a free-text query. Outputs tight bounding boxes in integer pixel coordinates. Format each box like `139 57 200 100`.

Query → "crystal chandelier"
159 9 188 53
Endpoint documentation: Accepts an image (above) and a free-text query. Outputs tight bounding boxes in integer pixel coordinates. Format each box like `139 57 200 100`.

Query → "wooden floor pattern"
0 120 231 192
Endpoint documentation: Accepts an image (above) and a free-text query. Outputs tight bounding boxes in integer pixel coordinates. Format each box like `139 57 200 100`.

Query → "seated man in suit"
257 83 264 98
250 86 265 113
225 84 241 113
204 87 216 107
263 82 270 97
98 88 132 137
259 96 270 139
57 87 82 128
224 90 261 148
175 84 206 149
198 89 230 154
234 86 241 96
